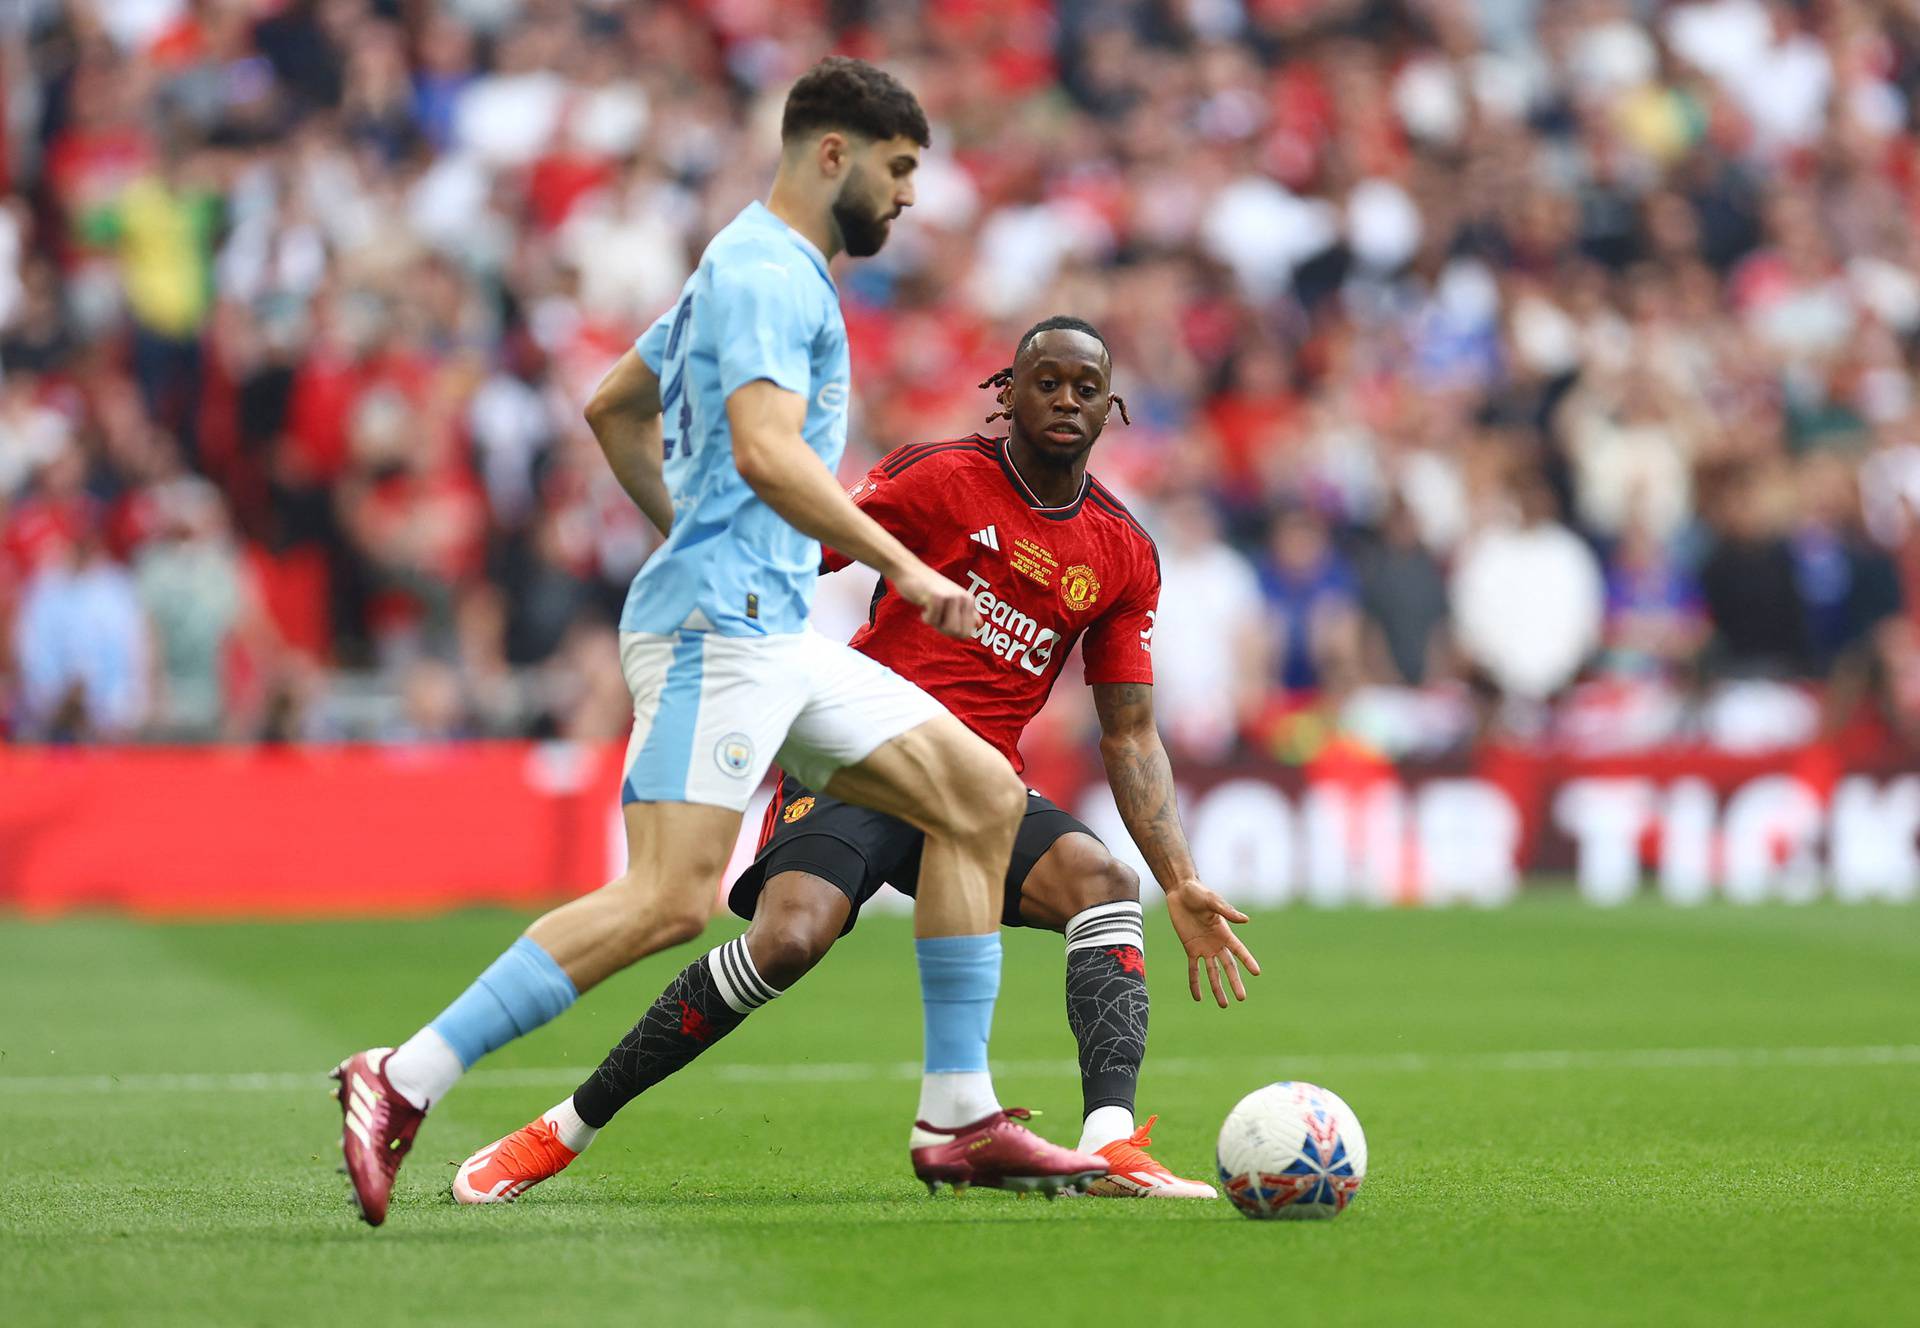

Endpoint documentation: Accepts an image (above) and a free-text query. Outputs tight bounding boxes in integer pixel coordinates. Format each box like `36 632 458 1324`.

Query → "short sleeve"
1082 547 1159 686
820 454 925 573
634 304 675 373
712 254 817 399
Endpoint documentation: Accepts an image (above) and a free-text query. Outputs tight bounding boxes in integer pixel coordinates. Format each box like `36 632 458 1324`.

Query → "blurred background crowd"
4 0 1920 764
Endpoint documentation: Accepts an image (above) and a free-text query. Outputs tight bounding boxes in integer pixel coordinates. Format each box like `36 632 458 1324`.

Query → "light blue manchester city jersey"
622 201 851 637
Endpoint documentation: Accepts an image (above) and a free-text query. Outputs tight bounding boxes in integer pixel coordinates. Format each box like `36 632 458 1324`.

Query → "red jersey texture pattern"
825 434 1159 774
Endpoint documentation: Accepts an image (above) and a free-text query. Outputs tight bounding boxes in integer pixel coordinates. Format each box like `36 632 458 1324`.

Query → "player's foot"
452 1118 580 1204
909 1108 1108 1197
330 1048 425 1227
1084 1114 1218 1199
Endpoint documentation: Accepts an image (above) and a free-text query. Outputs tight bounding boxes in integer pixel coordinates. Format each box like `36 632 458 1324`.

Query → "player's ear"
816 131 849 179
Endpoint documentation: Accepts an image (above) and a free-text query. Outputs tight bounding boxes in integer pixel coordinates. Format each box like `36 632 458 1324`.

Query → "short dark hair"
781 56 930 149
1015 315 1109 362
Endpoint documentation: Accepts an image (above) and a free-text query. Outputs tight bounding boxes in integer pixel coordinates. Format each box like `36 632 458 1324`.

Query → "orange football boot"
1085 1115 1218 1198
452 1117 580 1204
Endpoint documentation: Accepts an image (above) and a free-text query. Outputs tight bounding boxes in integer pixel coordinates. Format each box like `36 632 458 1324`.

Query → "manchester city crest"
715 733 755 777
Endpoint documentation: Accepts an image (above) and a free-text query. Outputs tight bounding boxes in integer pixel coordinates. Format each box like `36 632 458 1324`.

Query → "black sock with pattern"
571 936 780 1128
1063 901 1149 1120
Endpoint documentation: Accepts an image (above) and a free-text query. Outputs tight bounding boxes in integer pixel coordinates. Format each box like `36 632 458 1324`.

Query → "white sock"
384 1027 463 1110
544 1096 599 1153
1079 1105 1135 1152
916 1070 1000 1129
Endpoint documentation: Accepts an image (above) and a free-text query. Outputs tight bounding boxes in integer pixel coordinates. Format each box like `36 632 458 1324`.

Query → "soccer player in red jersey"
455 317 1260 1201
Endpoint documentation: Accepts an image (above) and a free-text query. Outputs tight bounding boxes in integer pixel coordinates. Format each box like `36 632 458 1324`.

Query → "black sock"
572 936 780 1128
1063 902 1149 1119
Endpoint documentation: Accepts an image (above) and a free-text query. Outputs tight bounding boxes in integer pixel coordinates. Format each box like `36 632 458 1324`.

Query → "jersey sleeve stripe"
1087 485 1162 575
877 439 948 472
880 438 997 478
1086 486 1155 546
881 434 993 470
880 434 978 472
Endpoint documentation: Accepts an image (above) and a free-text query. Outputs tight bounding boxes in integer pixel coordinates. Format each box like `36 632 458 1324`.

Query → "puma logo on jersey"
963 571 1060 677
970 525 1001 551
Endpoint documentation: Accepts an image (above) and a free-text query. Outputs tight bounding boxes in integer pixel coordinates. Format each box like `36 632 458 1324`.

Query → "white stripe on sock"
1065 900 1145 953
707 938 782 1015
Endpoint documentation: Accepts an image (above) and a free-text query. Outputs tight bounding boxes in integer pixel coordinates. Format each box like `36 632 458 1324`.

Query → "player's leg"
382 629 772 1112
818 715 1024 1126
1013 827 1147 1145
335 630 782 1225
453 778 920 1204
453 871 854 1202
333 800 737 1223
786 637 1107 1192
571 866 851 1121
1015 819 1216 1198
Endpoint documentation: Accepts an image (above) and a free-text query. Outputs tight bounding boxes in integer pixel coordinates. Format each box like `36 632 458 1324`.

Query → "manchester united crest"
783 796 816 824
1061 564 1101 611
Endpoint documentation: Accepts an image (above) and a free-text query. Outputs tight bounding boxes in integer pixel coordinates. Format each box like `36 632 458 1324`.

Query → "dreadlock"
980 315 1130 427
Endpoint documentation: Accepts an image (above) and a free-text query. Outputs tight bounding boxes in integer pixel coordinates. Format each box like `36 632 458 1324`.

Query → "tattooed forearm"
1095 683 1197 890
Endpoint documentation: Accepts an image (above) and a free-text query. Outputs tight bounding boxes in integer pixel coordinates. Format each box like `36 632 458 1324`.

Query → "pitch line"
2 1044 1916 1095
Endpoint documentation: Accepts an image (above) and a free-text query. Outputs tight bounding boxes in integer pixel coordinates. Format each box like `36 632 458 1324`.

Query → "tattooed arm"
1093 682 1261 1007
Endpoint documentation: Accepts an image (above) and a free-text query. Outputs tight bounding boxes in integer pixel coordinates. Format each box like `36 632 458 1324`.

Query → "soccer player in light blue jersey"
332 58 1106 1225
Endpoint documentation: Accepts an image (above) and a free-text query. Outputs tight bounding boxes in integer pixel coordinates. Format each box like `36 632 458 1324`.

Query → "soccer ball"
1216 1081 1367 1220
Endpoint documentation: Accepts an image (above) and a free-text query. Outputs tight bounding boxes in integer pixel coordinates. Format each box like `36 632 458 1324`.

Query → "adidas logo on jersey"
970 525 1001 551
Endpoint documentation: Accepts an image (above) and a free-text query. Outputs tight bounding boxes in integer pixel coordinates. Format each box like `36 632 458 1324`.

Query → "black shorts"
728 771 1098 935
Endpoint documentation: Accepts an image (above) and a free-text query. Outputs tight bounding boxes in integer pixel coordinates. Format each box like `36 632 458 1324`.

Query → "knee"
650 905 711 951
746 915 836 989
947 761 1026 840
1084 856 1141 908
606 876 711 958
1048 846 1139 922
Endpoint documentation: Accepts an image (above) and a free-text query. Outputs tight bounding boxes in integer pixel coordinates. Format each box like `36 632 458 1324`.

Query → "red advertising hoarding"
1 740 1914 916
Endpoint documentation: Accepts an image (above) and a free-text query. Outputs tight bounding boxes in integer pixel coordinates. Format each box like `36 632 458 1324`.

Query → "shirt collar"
745 200 834 288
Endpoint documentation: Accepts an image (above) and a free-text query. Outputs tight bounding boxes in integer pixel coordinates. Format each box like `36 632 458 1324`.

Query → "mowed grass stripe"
6 1042 1917 1094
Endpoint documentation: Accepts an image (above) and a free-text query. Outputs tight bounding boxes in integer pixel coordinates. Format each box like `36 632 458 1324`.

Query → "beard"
832 173 893 257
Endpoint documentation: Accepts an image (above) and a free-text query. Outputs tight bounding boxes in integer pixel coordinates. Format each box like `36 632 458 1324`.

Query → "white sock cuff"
543 1095 598 1153
384 1027 463 1110
706 936 781 1015
1065 900 1145 953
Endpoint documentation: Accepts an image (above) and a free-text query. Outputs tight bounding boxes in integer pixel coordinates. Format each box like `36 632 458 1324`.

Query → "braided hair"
980 315 1130 427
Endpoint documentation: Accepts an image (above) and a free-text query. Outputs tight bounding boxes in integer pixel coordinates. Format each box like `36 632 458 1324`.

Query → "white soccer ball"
1216 1081 1368 1220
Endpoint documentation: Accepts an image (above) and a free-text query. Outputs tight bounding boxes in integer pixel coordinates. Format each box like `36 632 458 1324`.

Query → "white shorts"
618 627 946 812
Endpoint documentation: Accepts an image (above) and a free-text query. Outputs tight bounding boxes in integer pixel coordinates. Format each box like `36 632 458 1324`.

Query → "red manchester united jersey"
824 434 1159 774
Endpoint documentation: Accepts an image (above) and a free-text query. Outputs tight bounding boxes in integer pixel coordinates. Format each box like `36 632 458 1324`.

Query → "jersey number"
658 294 694 460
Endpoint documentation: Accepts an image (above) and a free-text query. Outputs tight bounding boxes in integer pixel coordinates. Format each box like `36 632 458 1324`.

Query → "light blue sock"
427 936 578 1068
915 933 1001 1072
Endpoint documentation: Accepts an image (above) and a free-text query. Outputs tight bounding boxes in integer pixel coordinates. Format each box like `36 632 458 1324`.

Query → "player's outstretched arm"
726 380 978 639
1093 681 1262 1008
585 349 675 538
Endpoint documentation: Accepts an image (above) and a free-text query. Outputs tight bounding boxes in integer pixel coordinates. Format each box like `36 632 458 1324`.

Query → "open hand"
1166 879 1260 1008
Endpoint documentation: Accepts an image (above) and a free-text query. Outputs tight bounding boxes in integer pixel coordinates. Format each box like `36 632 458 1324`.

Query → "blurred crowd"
4 0 1920 761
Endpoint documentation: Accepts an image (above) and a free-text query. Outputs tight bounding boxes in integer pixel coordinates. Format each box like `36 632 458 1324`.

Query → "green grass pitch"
3 897 1916 1326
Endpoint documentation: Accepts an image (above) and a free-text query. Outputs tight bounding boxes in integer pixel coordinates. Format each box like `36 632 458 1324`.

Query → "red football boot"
330 1048 425 1227
909 1108 1108 1197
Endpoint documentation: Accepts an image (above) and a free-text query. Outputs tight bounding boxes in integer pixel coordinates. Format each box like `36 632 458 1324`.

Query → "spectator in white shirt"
1451 472 1604 702
1145 490 1269 760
